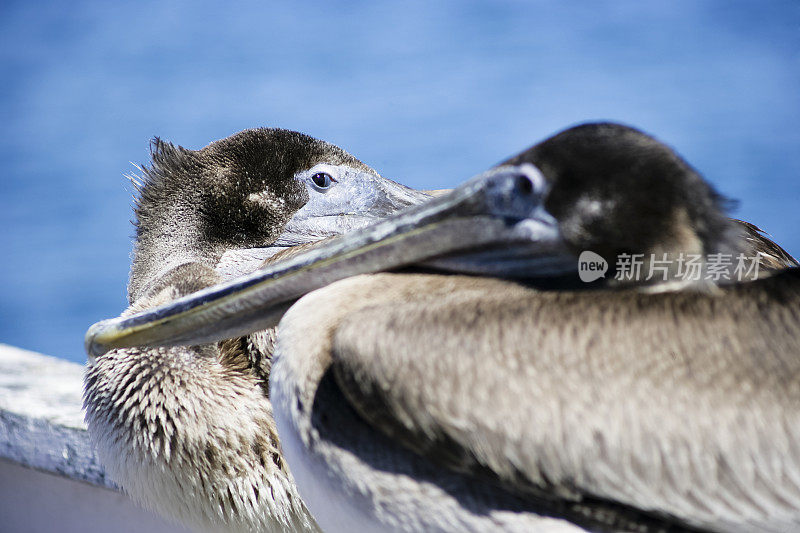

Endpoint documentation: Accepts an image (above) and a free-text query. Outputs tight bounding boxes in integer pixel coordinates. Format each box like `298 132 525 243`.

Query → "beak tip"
85 320 113 360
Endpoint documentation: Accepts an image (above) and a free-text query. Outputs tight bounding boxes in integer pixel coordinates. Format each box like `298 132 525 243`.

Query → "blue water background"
1 1 798 363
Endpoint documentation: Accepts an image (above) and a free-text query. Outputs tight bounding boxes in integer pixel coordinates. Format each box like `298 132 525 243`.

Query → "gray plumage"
274 269 800 532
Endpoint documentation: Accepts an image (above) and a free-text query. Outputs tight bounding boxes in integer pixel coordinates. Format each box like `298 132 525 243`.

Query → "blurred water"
1 0 798 363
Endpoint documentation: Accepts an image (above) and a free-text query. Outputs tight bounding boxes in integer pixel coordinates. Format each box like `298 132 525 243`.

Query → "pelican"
87 123 800 532
82 128 430 532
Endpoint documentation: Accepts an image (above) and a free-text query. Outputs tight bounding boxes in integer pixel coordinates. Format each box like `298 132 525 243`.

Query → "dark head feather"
503 122 739 262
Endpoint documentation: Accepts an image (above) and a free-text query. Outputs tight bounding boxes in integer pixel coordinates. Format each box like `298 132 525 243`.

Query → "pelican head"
129 128 428 300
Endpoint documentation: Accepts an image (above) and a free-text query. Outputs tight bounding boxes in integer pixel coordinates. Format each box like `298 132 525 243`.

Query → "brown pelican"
82 128 430 532
86 123 800 532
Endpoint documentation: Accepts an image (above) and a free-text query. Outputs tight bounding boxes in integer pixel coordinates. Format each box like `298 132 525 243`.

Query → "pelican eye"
311 172 333 190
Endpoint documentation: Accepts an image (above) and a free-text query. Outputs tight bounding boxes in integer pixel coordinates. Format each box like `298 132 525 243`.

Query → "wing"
326 271 800 532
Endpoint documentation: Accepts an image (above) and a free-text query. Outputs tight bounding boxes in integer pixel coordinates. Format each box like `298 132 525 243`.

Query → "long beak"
86 164 574 357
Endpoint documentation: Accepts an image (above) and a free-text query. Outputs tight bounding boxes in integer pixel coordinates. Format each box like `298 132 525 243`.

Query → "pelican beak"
86 164 575 357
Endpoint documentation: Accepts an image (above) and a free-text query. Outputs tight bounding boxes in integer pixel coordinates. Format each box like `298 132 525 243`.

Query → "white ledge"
0 344 189 533
0 343 112 487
